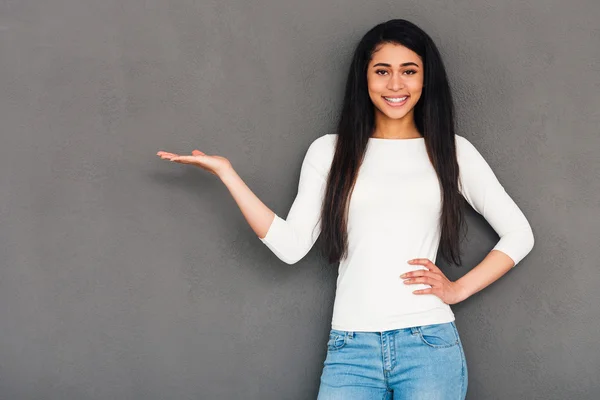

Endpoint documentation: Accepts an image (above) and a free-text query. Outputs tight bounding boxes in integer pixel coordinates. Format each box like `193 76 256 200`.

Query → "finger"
404 276 440 286
408 258 440 272
400 270 438 279
407 258 430 267
173 155 205 165
158 154 180 161
413 288 434 295
171 156 194 163
403 276 444 286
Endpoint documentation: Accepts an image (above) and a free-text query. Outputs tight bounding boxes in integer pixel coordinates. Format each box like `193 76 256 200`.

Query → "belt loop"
347 331 354 338
410 326 419 335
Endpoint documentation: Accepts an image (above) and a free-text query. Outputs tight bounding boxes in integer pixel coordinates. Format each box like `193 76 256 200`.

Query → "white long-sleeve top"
258 134 534 332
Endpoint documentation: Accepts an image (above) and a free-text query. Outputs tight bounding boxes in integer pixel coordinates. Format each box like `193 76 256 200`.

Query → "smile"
383 96 409 107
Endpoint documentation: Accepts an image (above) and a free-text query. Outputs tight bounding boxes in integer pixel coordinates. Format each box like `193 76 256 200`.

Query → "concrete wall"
0 0 598 398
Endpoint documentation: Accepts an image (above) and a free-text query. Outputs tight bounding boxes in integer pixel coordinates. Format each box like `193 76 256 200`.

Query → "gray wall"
1 0 598 399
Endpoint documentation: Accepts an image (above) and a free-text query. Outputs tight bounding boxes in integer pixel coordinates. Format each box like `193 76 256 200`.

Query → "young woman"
157 19 534 400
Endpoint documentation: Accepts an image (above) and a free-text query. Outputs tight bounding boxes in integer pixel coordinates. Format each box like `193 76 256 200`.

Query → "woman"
157 19 534 400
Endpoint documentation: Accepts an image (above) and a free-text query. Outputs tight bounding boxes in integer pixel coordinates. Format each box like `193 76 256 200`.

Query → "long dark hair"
318 19 467 266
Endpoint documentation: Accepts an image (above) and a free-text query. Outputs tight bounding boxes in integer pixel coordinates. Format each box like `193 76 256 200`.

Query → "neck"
372 109 422 139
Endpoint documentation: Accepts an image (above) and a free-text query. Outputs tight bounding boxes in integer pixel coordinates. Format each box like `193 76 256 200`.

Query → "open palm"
156 149 231 177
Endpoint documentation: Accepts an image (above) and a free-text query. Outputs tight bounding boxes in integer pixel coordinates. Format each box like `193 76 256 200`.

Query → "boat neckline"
368 136 424 141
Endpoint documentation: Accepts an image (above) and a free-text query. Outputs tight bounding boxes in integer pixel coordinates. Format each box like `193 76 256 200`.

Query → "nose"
387 73 405 91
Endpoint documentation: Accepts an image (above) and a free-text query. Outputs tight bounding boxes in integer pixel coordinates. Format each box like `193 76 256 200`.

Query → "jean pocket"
326 329 348 352
417 321 459 348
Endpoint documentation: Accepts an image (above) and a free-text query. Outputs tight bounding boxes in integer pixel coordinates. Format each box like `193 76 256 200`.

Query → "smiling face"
367 42 424 123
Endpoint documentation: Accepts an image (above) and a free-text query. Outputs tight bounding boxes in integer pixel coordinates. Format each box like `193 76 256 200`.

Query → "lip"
383 95 409 107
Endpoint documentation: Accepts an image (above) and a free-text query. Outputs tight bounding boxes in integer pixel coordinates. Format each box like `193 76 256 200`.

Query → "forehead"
369 43 421 66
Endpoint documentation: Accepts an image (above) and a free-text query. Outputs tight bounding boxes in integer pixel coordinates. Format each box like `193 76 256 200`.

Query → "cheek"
407 85 423 103
368 80 386 94
410 90 422 103
368 84 387 104
367 88 377 103
409 80 423 96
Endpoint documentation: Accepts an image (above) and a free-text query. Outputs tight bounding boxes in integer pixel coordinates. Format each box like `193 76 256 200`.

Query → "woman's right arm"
220 135 331 265
159 135 332 264
219 167 278 241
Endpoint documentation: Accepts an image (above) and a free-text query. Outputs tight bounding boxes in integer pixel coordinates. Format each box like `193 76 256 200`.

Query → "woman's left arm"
401 135 534 303
453 134 535 300
453 249 517 301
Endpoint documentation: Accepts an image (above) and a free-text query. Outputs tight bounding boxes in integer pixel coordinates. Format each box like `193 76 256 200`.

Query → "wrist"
218 165 237 182
454 280 471 302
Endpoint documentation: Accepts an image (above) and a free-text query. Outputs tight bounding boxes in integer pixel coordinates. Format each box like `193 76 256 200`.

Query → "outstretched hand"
400 258 468 305
156 149 232 177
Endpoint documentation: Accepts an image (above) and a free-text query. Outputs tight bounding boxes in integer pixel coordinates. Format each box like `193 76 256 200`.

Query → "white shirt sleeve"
456 135 535 267
257 135 331 264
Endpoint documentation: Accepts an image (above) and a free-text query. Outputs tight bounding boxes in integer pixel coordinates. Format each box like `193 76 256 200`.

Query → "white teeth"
384 96 407 102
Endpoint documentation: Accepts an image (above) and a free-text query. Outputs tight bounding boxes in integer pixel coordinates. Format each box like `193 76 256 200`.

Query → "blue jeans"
317 321 468 400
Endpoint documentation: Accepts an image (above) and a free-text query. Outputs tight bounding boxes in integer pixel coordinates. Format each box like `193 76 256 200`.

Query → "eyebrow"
372 62 420 68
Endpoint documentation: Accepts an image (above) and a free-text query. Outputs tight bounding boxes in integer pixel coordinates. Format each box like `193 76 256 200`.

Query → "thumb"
192 149 205 156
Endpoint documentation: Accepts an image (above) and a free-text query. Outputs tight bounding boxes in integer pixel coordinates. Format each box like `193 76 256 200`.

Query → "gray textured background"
1 0 598 399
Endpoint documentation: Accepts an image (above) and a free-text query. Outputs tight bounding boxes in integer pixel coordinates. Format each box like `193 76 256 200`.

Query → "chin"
389 110 411 119
377 104 412 119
